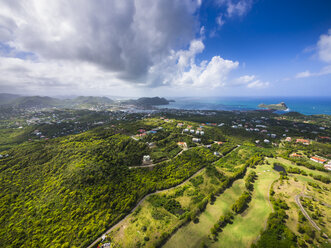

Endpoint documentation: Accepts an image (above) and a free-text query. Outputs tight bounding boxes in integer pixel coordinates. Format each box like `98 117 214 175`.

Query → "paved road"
86 145 239 248
295 194 331 243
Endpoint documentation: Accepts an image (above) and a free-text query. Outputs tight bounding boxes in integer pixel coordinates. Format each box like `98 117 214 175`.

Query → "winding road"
86 146 239 248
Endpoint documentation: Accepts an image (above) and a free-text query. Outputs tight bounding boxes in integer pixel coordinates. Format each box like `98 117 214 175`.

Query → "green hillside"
0 123 215 247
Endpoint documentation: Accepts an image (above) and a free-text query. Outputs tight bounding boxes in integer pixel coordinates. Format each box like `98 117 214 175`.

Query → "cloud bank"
0 0 262 95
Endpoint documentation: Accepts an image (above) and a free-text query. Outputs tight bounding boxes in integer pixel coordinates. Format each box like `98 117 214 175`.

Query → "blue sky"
0 0 330 97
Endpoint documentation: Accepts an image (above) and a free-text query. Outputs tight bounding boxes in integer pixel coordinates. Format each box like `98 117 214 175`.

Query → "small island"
258 102 288 110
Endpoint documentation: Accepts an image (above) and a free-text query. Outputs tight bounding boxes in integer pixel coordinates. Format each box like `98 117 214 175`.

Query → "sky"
0 0 330 97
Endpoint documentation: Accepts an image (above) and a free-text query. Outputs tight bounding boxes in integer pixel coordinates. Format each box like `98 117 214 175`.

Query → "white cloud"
317 29 331 63
217 0 253 18
296 66 331 78
216 14 225 27
295 29 331 80
247 80 269 88
235 75 255 83
296 70 312 78
148 39 239 88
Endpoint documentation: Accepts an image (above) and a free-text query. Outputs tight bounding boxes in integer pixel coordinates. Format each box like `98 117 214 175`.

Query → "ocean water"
159 97 331 115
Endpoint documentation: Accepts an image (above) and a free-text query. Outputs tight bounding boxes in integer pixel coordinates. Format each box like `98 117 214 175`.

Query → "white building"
143 155 151 162
264 139 270 143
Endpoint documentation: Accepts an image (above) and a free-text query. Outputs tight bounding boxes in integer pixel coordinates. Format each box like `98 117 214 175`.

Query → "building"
192 138 201 143
177 142 187 149
143 155 151 162
190 129 195 133
264 139 270 143
290 153 302 158
285 137 292 142
183 128 189 132
271 134 276 138
214 151 220 156
196 130 200 135
310 156 327 164
177 123 184 127
296 139 310 145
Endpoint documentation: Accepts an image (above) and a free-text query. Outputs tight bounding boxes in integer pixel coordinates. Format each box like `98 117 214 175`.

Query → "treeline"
210 170 257 238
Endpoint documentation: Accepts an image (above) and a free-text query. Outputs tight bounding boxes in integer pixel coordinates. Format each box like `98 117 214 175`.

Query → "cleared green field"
163 178 245 248
268 157 330 178
209 163 278 248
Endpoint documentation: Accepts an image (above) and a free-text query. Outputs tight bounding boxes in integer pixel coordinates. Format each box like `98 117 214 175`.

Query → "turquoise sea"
159 97 331 115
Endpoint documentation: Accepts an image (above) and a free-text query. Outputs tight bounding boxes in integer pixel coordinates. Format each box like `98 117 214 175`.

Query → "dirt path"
295 194 331 243
86 146 239 248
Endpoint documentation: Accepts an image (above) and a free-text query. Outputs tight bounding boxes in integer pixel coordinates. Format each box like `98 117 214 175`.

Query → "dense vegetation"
0 125 217 247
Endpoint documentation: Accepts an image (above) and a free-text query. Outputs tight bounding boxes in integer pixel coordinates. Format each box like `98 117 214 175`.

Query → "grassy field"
208 163 279 248
273 173 331 240
268 157 331 178
163 178 246 248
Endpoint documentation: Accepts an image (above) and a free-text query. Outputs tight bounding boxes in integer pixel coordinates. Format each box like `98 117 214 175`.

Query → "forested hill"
0 122 215 247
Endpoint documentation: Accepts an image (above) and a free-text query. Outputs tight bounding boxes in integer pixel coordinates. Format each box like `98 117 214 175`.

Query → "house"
183 128 189 132
190 129 195 133
192 138 201 143
214 151 220 156
177 123 184 127
255 140 260 144
143 155 151 162
290 153 302 158
177 142 187 148
296 139 310 145
200 131 204 135
138 129 145 133
206 144 212 148
264 139 270 143
231 125 238 128
285 137 292 142
310 156 327 164
271 134 276 138
215 141 223 145
254 128 260 132
218 123 224 127
196 130 200 135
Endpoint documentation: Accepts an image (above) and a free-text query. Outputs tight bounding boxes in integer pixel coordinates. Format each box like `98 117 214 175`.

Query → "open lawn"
164 178 246 248
208 163 279 248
